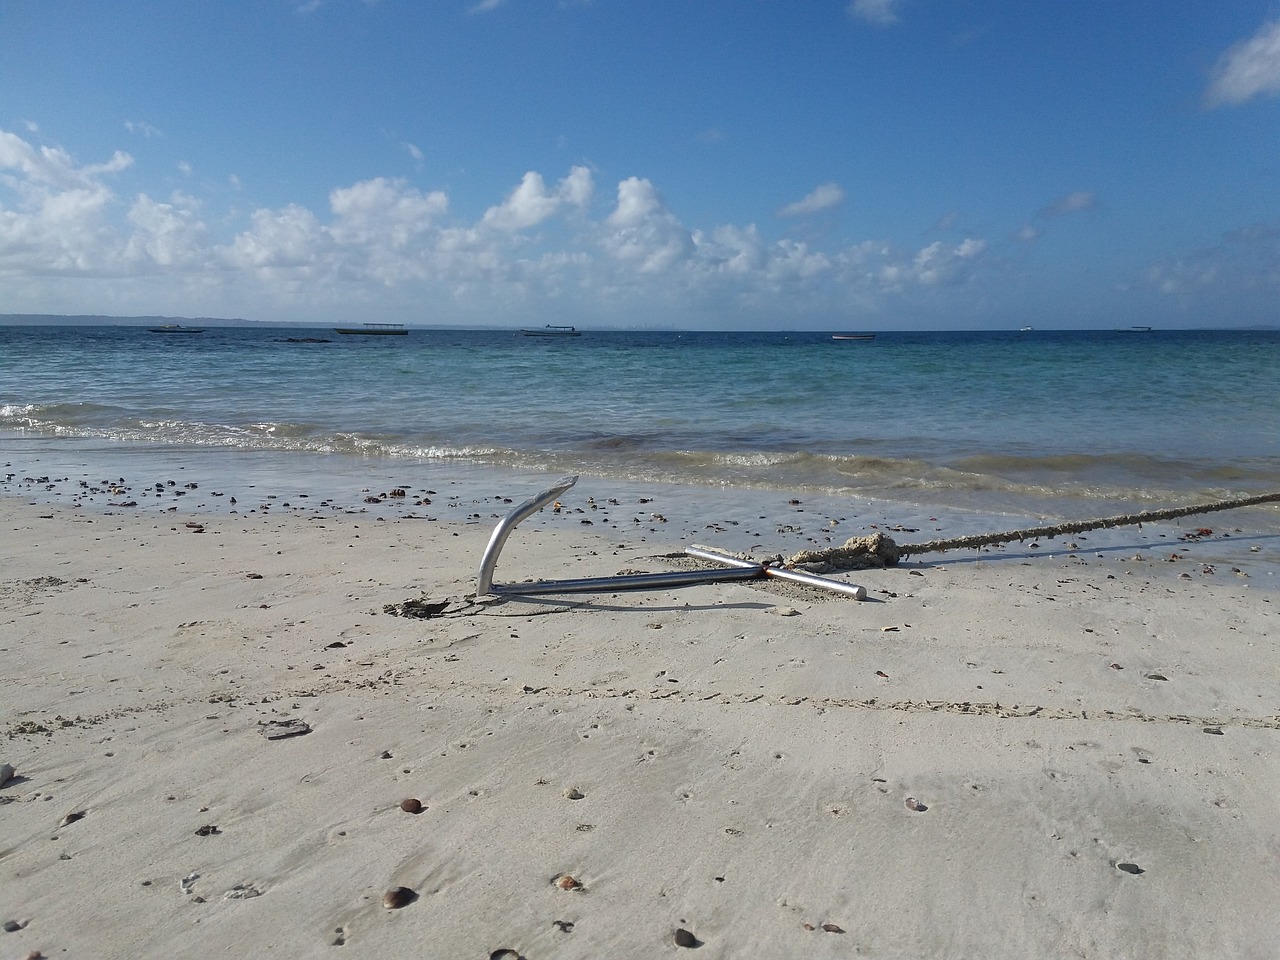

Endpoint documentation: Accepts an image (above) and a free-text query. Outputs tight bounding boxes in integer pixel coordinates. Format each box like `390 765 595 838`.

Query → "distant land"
1 315 1275 332
1 314 257 327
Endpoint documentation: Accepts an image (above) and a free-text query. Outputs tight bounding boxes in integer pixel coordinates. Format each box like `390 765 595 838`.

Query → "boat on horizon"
334 323 408 336
831 333 875 341
520 324 581 337
148 324 204 334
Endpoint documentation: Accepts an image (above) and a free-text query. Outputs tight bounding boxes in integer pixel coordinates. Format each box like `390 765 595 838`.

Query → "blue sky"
1 1 1277 329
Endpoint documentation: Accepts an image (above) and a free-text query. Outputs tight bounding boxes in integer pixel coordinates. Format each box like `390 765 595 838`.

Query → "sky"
1 1 1278 330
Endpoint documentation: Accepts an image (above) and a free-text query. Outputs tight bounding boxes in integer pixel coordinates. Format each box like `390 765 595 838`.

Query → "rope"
784 491 1280 573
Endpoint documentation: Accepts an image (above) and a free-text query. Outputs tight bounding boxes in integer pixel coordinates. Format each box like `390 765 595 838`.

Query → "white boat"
335 323 408 336
831 333 875 341
520 325 581 337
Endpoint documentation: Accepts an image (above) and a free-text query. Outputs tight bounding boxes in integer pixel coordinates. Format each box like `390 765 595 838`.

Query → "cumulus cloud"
1205 20 1280 107
0 126 1005 325
1037 191 1095 219
329 177 446 246
481 166 593 231
0 131 132 191
778 182 845 218
125 193 208 267
222 204 329 271
602 177 693 273
848 0 902 27
910 238 987 285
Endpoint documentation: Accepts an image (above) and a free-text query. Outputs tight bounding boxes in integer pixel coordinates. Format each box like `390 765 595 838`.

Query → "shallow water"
3 325 1278 518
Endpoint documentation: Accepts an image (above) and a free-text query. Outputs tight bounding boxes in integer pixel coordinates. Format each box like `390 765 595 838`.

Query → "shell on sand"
383 886 416 909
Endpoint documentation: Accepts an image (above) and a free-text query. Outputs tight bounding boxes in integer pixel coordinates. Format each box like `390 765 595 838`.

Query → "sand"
2 483 1279 959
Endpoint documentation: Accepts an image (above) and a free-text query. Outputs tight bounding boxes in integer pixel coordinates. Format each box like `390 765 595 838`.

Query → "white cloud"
1038 191 1095 218
404 142 424 163
0 131 132 191
222 204 328 271
690 224 764 276
602 177 693 274
0 126 1010 326
557 165 594 209
911 238 986 285
778 182 845 218
125 194 208 267
469 0 504 12
848 0 902 27
1205 20 1280 107
125 120 162 139
482 167 593 232
329 177 446 246
1015 224 1040 243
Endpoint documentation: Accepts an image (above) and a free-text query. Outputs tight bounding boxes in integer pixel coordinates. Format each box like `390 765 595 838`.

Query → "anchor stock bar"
476 475 866 599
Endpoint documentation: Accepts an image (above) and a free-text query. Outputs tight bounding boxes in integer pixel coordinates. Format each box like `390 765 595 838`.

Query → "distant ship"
149 324 204 334
334 323 408 336
520 325 581 337
831 333 875 341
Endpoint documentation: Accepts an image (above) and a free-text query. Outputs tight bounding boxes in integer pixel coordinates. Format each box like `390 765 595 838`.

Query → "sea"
3 324 1279 585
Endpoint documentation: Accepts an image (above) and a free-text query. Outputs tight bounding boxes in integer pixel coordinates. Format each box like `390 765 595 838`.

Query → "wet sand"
2 463 1279 958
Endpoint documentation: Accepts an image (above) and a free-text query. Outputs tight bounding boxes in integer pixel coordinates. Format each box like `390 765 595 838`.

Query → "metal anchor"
476 475 867 600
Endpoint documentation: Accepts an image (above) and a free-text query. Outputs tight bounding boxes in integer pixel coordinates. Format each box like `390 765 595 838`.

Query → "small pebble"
489 951 521 960
60 810 86 826
1116 862 1145 875
822 923 845 933
0 763 15 788
674 927 700 948
904 797 928 812
555 875 582 890
564 787 585 800
400 798 423 814
383 886 416 909
3 920 22 932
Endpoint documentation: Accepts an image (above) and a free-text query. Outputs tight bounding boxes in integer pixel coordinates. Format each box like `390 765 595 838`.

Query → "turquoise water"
2 325 1277 515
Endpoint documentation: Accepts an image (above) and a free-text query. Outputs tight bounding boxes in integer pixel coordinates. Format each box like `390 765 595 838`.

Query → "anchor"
476 475 868 600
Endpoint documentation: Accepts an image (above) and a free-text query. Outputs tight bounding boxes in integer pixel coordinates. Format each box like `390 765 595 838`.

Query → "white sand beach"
2 486 1278 959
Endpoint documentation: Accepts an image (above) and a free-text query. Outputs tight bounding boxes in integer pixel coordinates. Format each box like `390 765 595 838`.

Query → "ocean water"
3 324 1278 501
3 324 1279 581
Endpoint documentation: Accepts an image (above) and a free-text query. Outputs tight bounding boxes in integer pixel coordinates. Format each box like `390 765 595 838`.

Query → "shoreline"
4 438 1279 593
2 446 1279 957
